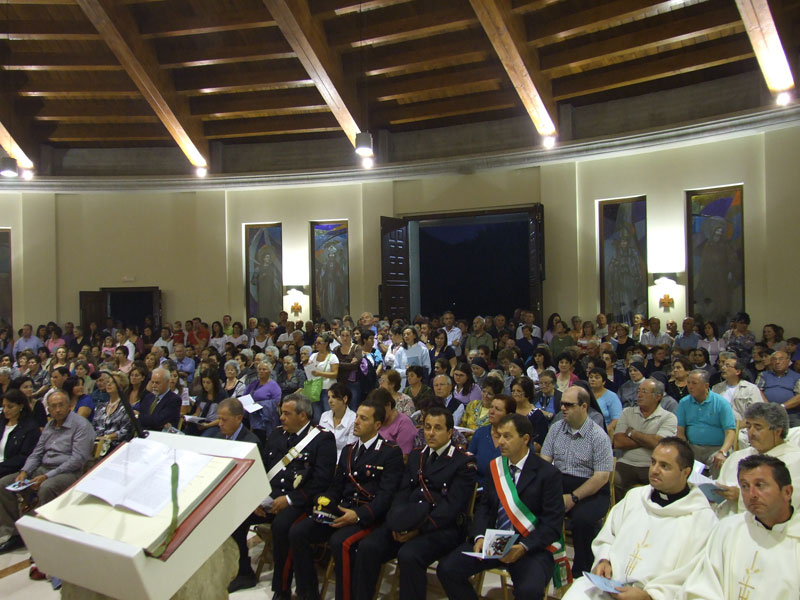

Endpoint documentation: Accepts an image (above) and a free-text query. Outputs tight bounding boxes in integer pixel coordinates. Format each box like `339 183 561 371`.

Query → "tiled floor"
0 532 570 598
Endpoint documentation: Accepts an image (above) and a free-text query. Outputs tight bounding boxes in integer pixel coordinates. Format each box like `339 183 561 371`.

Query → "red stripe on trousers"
281 514 310 590
341 527 374 600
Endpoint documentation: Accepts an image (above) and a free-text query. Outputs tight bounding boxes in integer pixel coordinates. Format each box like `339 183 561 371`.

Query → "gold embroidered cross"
737 551 760 600
625 530 650 578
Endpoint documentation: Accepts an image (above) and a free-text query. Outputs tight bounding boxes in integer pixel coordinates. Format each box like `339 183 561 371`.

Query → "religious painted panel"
598 196 648 325
311 221 350 321
245 224 283 322
686 185 744 330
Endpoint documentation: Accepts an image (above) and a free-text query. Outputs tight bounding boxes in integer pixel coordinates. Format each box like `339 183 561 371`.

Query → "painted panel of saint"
245 224 283 322
686 186 744 331
0 230 11 329
311 221 349 321
599 197 648 325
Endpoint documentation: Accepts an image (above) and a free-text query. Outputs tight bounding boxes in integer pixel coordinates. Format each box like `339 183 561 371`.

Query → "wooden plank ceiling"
0 0 798 168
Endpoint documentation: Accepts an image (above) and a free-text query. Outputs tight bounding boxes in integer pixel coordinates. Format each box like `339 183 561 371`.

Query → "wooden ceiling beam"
47 122 170 141
371 65 503 102
156 40 295 69
173 63 314 95
510 0 563 16
528 0 681 48
4 20 100 40
470 0 557 136
540 2 744 76
358 35 492 77
0 92 37 170
76 0 209 167
30 99 156 122
312 0 414 20
204 113 341 139
138 8 277 39
190 88 329 120
263 0 362 145
374 90 519 125
552 36 754 100
18 73 141 98
3 51 122 71
735 0 795 93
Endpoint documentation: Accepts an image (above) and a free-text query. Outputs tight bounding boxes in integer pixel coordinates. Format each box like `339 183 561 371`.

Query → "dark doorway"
418 213 530 318
80 287 162 331
108 290 156 330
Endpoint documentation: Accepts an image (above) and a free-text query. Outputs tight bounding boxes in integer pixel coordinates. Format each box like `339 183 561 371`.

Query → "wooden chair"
252 523 273 579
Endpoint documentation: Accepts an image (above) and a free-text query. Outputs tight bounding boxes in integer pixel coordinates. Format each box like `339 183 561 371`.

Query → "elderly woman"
223 359 246 397
299 345 312 369
379 369 415 417
304 332 339 423
618 359 648 409
467 393 516 486
461 376 504 433
554 352 578 392
318 382 357 460
0 389 41 478
243 360 281 444
63 375 95 421
277 354 305 398
93 371 134 450
0 366 12 396
373 387 417 459
666 356 693 401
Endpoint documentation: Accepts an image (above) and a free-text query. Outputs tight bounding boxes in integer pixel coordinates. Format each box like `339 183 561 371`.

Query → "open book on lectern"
35 437 237 554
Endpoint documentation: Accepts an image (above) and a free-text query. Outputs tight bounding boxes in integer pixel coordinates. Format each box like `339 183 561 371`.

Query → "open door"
528 204 545 328
380 216 411 321
79 291 107 331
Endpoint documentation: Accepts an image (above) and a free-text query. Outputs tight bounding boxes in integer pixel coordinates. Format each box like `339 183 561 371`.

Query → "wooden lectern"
16 432 269 600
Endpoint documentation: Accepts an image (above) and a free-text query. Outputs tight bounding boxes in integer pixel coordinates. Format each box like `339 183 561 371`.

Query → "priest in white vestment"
563 437 717 599
715 403 800 518
650 454 799 600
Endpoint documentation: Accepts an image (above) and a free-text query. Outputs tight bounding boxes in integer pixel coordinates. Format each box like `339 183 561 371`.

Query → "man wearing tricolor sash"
563 437 717 599
438 413 564 600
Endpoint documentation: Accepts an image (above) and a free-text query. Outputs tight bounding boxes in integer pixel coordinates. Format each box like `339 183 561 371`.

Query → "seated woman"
318 382 357 460
222 359 246 398
467 393 516 487
379 369 415 417
698 320 726 367
666 355 693 401
587 367 622 436
555 352 579 392
93 371 134 451
242 360 282 444
761 323 786 352
429 328 457 375
542 313 561 345
276 354 305 398
511 374 550 445
226 321 249 349
393 326 431 389
373 387 417 459
577 320 601 355
63 375 95 421
127 364 150 408
402 364 431 411
49 346 69 373
461 376 504 434
73 360 95 395
452 362 482 406
0 389 41 478
185 369 224 437
529 345 556 380
550 320 574 357
600 349 625 392
515 324 538 362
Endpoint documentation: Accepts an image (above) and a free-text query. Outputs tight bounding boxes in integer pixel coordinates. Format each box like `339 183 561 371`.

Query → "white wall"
2 124 798 337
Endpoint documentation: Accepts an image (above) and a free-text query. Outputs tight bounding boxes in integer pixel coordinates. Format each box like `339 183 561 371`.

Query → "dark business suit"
437 453 564 600
0 417 41 478
356 444 476 600
290 436 403 600
134 390 180 431
215 424 264 457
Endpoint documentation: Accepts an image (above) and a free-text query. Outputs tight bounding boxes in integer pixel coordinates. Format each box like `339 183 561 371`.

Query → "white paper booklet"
462 529 519 559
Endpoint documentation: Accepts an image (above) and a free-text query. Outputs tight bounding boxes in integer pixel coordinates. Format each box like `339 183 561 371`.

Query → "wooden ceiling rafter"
470 0 557 137
263 0 362 145
735 0 795 93
75 0 209 167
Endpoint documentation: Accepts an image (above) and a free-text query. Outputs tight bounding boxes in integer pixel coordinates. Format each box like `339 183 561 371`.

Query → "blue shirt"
13 335 43 355
467 425 501 486
174 357 195 383
676 390 736 446
674 332 700 350
595 389 622 426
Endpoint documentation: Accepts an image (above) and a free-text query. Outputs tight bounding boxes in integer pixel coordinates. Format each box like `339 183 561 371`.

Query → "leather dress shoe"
0 535 24 554
227 572 257 593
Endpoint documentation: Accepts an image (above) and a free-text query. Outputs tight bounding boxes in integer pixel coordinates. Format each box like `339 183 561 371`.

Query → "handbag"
302 354 331 403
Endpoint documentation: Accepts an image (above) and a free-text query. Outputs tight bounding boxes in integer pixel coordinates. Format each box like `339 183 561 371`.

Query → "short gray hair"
240 348 254 362
224 359 240 374
0 366 11 377
645 377 665 398
283 393 312 419
744 403 790 439
219 397 244 417
151 367 169 381
265 345 279 358
300 345 312 355
688 369 710 385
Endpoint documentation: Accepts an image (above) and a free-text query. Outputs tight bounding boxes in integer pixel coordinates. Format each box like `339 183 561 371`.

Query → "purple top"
379 412 417 456
454 384 482 406
244 379 281 435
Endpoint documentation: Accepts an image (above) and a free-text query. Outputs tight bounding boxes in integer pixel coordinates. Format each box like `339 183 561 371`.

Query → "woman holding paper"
304 333 339 423
0 389 41 477
185 369 224 437
92 371 133 449
242 360 281 445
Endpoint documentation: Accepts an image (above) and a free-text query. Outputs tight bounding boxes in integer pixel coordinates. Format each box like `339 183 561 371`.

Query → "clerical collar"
651 484 690 507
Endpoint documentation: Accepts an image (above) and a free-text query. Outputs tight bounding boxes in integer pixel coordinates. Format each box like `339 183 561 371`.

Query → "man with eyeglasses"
755 350 800 428
612 378 678 502
541 386 613 577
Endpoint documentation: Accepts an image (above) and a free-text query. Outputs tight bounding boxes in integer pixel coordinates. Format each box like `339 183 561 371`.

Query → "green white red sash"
489 456 572 588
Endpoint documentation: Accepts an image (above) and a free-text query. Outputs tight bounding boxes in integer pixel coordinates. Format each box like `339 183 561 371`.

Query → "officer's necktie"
496 464 519 531
428 449 438 466
355 443 366 462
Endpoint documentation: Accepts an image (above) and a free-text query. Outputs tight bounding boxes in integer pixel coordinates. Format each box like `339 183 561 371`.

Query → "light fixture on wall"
195 166 208 178
651 272 679 284
776 91 792 106
542 135 556 149
0 156 18 178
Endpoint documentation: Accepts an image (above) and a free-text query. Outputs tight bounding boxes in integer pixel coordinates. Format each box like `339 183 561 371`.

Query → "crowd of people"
0 307 797 599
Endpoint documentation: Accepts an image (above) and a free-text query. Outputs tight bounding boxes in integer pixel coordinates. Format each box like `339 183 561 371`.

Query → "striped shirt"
541 415 613 479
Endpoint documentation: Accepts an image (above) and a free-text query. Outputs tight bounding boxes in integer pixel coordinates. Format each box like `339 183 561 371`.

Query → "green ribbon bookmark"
150 461 180 559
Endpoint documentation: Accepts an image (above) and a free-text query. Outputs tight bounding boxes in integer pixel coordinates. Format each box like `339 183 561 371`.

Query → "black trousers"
289 516 370 600
230 505 308 593
437 541 554 600
354 523 462 600
562 474 609 577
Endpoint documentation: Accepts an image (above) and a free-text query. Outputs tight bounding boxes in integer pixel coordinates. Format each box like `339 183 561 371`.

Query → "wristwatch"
570 493 580 504
627 431 634 439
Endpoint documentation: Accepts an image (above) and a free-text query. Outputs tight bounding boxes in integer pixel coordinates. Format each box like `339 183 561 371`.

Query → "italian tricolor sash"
489 456 571 588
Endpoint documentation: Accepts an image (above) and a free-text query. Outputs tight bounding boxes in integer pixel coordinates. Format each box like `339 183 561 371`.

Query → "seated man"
438 414 563 600
229 394 335 595
563 437 717 599
612 378 678 501
676 369 736 477
756 350 800 427
432 373 464 425
715 403 800 517
650 455 799 599
712 356 763 447
540 386 613 577
356 406 476 600
133 367 180 431
0 391 95 552
214 397 263 454
289 395 403 600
